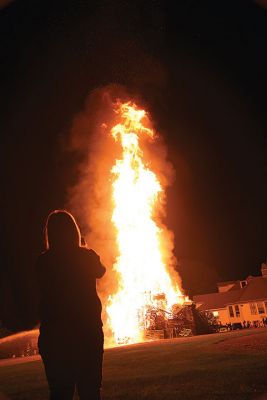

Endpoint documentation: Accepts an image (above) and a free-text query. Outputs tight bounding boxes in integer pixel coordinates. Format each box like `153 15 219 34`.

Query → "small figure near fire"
36 210 106 400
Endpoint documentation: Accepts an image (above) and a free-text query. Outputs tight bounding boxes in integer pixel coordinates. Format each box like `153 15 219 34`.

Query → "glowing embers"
106 102 184 344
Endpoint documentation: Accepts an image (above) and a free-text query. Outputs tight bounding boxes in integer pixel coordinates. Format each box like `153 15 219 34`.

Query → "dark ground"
1 328 267 400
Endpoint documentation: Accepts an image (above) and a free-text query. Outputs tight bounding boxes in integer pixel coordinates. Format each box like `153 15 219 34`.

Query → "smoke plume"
65 84 183 343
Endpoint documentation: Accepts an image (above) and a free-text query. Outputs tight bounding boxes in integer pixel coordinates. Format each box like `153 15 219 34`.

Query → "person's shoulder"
84 248 106 277
79 247 106 277
79 247 100 260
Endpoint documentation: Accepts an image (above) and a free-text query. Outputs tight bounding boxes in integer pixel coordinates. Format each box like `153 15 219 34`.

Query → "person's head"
44 210 81 251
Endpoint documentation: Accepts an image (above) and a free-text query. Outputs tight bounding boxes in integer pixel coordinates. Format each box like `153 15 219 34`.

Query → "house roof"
193 290 240 311
193 276 267 311
217 280 237 286
239 277 267 302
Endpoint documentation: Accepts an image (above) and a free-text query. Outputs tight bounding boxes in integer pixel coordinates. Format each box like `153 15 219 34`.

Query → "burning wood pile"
144 299 213 341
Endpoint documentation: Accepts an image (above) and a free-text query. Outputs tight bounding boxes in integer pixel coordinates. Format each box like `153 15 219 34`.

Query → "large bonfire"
106 102 185 344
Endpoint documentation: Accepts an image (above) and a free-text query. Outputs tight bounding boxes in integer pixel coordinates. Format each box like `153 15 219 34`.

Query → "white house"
193 261 267 326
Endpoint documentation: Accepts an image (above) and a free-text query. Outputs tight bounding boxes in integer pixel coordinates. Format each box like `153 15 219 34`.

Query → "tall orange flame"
106 102 184 344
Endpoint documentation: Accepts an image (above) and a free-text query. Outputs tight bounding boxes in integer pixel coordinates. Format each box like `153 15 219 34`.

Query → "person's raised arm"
89 249 106 279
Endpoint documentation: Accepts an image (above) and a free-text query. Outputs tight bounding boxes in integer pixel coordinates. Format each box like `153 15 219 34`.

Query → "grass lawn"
1 328 267 400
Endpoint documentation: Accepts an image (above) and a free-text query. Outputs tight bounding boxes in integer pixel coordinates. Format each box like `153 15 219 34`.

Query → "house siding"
217 308 229 325
221 301 267 325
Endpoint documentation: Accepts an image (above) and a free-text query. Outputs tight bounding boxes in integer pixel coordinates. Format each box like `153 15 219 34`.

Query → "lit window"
229 305 234 317
213 311 219 317
257 302 265 314
235 305 240 317
249 303 257 315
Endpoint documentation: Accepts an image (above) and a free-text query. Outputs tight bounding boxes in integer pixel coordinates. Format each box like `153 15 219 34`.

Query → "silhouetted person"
36 210 106 400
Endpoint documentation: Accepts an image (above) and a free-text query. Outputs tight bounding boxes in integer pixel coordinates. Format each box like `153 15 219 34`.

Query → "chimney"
261 260 267 278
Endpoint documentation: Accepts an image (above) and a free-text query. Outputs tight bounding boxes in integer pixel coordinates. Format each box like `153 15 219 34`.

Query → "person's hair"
44 210 81 250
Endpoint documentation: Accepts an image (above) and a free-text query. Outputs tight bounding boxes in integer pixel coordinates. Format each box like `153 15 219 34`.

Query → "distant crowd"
224 318 267 331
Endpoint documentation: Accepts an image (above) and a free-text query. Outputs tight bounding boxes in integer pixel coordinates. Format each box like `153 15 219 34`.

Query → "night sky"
1 0 267 329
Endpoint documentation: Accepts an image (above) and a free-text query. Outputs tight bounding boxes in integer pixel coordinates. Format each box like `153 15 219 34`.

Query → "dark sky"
1 0 267 327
